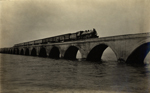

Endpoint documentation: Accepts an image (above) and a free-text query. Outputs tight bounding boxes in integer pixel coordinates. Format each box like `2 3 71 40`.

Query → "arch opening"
10 50 12 54
64 46 79 60
14 48 19 54
20 49 24 55
49 47 60 59
39 48 47 57
101 47 117 61
31 48 37 56
87 44 116 62
8 50 10 54
25 48 29 55
13 49 15 54
126 42 150 65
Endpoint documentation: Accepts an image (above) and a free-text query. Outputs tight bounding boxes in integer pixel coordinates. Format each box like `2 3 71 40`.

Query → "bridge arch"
39 47 47 57
25 48 29 55
31 48 37 56
8 49 10 54
14 48 19 54
125 38 150 59
10 49 13 54
8 49 11 54
64 46 81 60
87 43 117 62
126 40 150 64
7 49 10 53
12 49 15 54
49 46 60 58
20 49 24 55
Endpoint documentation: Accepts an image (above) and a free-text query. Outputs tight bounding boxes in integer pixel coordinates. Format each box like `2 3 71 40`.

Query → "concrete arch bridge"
1 32 150 64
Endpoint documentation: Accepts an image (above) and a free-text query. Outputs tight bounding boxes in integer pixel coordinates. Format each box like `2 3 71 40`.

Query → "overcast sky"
0 0 150 47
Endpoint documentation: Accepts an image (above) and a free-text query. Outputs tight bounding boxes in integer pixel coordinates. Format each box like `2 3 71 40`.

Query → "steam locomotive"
14 28 98 47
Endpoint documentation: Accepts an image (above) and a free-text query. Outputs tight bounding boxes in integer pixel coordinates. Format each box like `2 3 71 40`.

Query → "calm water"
0 53 150 93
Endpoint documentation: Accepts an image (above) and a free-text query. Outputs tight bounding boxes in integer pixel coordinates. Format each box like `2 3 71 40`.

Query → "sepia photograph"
0 0 150 93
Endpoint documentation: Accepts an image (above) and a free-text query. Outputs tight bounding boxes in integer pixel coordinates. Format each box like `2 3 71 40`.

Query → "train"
14 28 98 47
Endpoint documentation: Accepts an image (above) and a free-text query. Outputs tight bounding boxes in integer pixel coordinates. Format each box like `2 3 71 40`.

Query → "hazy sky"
0 0 150 47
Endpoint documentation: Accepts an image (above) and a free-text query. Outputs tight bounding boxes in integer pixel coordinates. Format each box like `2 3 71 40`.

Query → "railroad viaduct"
0 32 150 64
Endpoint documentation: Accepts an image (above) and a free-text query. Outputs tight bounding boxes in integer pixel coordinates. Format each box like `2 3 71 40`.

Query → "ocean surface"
0 52 150 93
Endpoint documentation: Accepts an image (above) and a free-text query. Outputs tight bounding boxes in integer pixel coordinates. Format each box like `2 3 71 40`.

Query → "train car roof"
14 29 94 45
